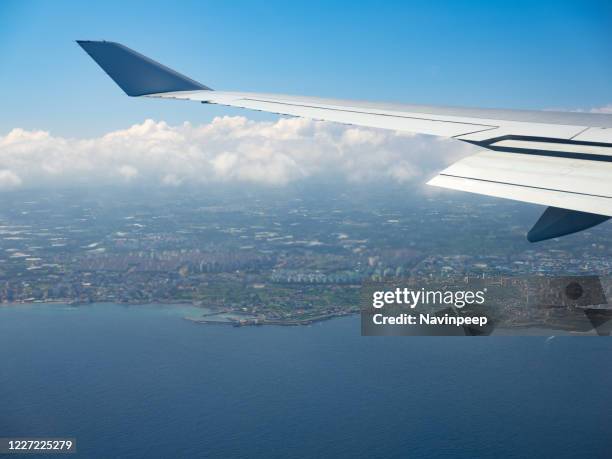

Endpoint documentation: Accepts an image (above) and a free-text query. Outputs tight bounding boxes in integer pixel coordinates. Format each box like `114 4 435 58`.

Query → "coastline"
184 310 356 327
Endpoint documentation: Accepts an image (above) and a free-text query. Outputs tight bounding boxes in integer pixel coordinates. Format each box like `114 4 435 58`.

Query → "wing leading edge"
77 40 612 241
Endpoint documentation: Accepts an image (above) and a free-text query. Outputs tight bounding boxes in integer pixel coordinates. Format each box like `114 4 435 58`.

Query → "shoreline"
0 299 197 307
0 301 359 327
185 311 357 327
1 302 601 333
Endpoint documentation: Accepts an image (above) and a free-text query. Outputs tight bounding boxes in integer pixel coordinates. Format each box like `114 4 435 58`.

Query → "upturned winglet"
77 40 211 96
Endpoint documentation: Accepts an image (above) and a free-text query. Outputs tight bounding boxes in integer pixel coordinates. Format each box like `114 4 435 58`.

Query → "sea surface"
1 303 611 458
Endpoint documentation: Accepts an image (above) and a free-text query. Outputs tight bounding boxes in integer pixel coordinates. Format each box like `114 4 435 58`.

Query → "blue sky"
1 0 611 136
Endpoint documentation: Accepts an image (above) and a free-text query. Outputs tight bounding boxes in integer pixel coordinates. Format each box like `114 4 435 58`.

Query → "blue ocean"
1 304 611 458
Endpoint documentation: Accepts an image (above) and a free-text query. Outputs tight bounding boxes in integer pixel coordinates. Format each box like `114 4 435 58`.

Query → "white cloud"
589 105 612 114
118 165 139 181
161 173 183 187
546 104 612 114
0 117 475 190
0 169 22 189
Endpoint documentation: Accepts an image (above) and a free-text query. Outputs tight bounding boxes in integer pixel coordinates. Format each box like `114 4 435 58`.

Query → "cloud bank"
547 104 612 115
0 116 474 190
589 105 612 114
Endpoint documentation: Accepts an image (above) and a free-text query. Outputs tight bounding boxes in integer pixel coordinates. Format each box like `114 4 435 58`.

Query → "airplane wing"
77 40 612 242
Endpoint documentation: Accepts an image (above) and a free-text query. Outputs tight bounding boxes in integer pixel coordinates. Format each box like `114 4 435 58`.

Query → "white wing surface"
77 40 612 241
